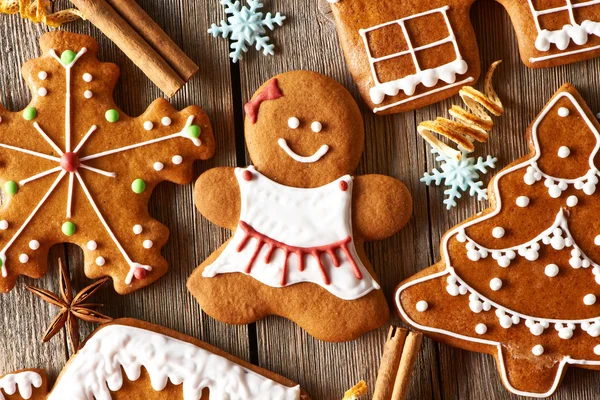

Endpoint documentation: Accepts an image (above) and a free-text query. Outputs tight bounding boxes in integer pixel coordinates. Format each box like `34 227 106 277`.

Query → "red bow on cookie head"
244 79 284 124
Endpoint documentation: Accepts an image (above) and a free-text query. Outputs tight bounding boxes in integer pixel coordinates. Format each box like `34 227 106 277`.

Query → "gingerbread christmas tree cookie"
188 71 412 342
329 0 481 114
396 84 600 397
0 31 215 294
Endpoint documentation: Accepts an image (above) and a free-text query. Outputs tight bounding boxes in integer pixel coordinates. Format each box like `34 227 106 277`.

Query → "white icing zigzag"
47 324 300 400
0 371 42 400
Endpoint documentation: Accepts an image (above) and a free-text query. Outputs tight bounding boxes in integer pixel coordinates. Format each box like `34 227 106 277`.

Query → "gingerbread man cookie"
0 31 215 294
396 84 600 397
498 0 600 68
187 70 412 342
0 319 308 400
329 0 481 114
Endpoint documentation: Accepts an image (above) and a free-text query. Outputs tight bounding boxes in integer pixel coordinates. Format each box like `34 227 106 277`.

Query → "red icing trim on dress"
236 220 363 286
244 79 284 124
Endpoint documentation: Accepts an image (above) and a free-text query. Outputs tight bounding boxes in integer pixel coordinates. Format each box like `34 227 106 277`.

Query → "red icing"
339 181 348 191
242 170 253 181
236 220 362 286
133 268 147 280
60 152 80 172
244 79 283 124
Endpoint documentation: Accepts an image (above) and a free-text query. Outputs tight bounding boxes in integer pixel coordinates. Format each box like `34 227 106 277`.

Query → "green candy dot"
61 50 77 65
131 179 146 194
187 125 201 139
105 109 120 123
62 221 76 236
0 258 3 268
23 107 37 121
4 181 18 196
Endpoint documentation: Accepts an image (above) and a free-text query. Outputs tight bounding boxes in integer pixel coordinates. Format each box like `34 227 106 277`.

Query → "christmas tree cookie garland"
0 31 215 294
396 84 600 397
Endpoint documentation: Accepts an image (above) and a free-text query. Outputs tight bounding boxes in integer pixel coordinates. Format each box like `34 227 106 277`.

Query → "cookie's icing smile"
278 138 329 163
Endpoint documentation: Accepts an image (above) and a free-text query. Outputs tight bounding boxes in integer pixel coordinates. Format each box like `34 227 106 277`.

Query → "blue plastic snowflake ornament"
422 149 497 210
209 0 286 63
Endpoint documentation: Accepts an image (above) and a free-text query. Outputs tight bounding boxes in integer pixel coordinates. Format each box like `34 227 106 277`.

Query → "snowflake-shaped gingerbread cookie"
0 31 215 294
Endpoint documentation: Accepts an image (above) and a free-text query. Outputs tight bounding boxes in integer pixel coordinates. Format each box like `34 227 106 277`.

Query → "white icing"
95 256 105 266
545 264 559 277
0 221 8 230
161 116 172 126
203 167 379 300
595 345 600 355
516 196 530 207
490 277 502 291
38 88 47 97
532 345 544 356
0 371 42 400
558 107 570 117
18 254 28 263
287 117 299 129
475 323 487 335
359 6 472 113
133 225 143 235
567 195 579 207
28 240 39 250
83 73 93 82
144 121 154 131
492 227 505 239
172 155 183 165
584 294 597 305
416 300 428 312
38 71 47 80
153 162 164 171
47 324 300 400
558 146 571 158
87 240 97 251
278 139 329 163
311 121 322 133
84 90 93 99
143 240 153 249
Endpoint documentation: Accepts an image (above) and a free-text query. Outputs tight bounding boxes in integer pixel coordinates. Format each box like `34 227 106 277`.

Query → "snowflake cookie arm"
194 167 240 231
352 175 412 242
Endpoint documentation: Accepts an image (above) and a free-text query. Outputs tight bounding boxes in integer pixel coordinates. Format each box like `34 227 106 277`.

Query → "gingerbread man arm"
194 167 241 231
352 175 412 241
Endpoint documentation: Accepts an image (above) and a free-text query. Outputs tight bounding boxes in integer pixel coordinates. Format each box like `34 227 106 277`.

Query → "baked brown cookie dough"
396 84 600 397
329 0 481 115
0 319 308 399
498 0 600 68
188 70 412 342
0 31 215 294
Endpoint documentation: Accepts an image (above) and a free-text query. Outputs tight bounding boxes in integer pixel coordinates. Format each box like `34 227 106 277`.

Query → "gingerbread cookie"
0 31 215 294
0 319 308 399
187 70 412 342
498 0 600 68
396 84 600 397
329 0 481 114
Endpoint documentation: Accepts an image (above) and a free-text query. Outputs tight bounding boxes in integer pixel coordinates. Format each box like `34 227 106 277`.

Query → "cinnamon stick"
391 331 423 400
373 326 408 400
104 0 198 81
69 0 185 97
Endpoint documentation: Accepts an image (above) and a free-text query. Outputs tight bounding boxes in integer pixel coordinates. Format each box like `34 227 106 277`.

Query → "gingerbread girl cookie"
396 84 600 397
329 0 481 114
0 319 308 400
187 71 412 342
0 31 215 294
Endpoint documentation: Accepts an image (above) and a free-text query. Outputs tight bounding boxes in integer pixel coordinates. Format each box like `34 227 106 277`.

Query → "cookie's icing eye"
288 117 300 129
311 121 323 133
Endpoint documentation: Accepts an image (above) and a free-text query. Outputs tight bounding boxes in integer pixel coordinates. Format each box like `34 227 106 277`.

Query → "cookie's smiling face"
244 71 364 188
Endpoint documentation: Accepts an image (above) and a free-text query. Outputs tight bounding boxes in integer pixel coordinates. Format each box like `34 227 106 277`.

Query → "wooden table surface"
2 0 600 399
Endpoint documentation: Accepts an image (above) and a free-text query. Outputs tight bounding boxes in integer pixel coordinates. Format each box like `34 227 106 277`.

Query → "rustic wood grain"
2 0 600 398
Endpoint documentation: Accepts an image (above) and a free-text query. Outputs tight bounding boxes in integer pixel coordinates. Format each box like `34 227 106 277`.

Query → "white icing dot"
87 240 97 251
38 71 47 80
595 345 600 355
490 278 503 291
311 121 322 133
143 240 154 249
144 121 154 131
595 235 600 246
475 323 487 335
83 73 93 82
558 146 571 158
567 195 579 207
153 162 164 171
558 107 570 117
29 240 39 250
133 225 143 235
0 220 8 230
516 196 530 207
84 90 93 99
38 87 47 97
288 117 300 129
499 315 513 328
19 254 28 263
584 294 597 305
172 155 183 165
161 116 172 126
95 256 105 266
545 264 559 277
416 300 428 312
492 227 505 239
532 345 544 356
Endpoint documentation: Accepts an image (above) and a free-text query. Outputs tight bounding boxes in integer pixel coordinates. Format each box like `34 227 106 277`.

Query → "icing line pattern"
0 371 42 400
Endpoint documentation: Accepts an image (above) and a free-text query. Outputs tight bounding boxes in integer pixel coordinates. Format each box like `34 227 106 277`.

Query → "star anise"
26 258 112 351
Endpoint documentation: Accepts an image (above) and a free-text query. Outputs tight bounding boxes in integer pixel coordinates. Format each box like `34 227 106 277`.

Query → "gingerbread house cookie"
396 83 600 397
329 0 481 114
498 0 600 68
